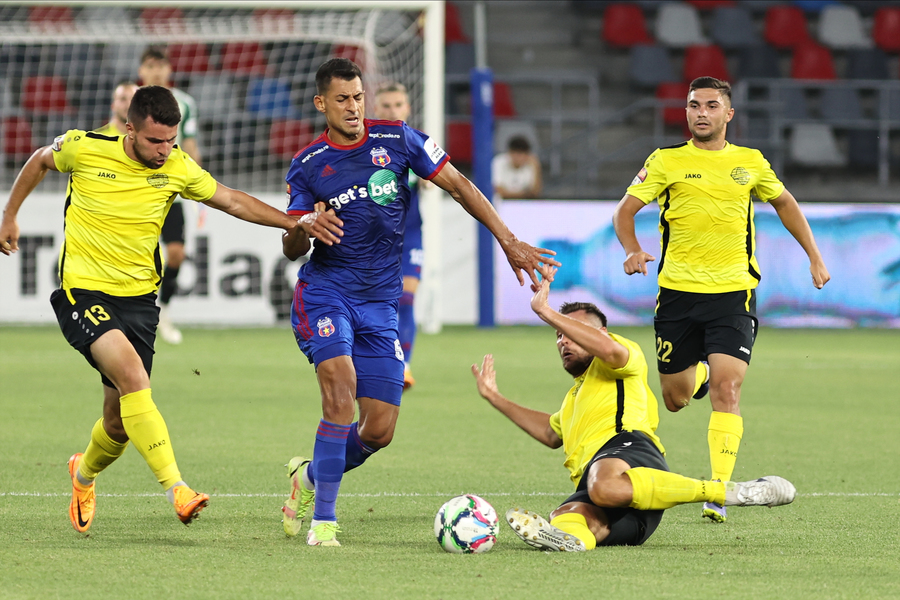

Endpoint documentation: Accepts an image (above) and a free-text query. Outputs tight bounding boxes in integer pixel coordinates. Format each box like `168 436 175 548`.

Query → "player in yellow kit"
472 266 796 550
0 86 301 533
613 76 830 523
94 80 138 137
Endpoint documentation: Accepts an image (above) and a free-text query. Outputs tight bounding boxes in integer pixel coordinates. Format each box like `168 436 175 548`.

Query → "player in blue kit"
280 58 558 546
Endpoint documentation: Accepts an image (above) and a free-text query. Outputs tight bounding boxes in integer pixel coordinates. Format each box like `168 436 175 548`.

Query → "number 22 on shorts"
656 336 673 363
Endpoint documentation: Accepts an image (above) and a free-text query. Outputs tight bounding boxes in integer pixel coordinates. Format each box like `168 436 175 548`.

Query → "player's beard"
133 143 167 170
690 122 724 143
563 355 592 378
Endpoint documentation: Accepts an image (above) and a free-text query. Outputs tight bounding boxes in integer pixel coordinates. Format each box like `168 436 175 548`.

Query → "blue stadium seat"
629 45 677 88
779 87 811 121
820 86 863 122
846 49 890 80
246 77 298 119
711 6 761 49
737 45 782 79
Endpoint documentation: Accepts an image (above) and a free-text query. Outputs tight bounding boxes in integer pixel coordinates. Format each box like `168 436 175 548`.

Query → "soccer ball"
434 494 499 554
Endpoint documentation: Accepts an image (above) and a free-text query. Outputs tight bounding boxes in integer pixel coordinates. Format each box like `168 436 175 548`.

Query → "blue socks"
343 422 375 472
310 420 350 522
398 291 416 364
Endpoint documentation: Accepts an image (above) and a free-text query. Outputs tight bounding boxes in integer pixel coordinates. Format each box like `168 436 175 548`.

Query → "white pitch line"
1 491 897 498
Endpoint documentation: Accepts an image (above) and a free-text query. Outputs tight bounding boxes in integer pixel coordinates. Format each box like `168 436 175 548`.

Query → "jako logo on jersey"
368 169 399 206
98 171 116 179
317 317 335 337
371 147 391 167
327 185 369 210
684 173 702 179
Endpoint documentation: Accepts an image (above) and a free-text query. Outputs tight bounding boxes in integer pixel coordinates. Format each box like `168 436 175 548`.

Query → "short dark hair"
128 85 181 129
559 301 607 328
140 45 168 65
689 76 732 104
316 58 362 95
508 135 531 153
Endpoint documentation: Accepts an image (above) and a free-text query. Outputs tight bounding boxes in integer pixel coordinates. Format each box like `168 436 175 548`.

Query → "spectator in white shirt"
492 136 543 200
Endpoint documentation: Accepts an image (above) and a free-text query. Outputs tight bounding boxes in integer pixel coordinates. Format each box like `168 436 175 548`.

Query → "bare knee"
710 379 741 413
360 427 394 450
662 389 690 412
587 475 633 507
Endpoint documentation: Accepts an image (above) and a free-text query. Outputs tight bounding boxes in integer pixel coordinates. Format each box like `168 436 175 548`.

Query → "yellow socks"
708 411 743 482
626 467 726 510
79 418 129 483
693 361 708 396
550 513 597 550
119 389 182 489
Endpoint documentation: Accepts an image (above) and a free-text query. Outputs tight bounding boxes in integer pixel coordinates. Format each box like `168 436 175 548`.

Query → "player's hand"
300 201 344 246
502 238 560 287
471 354 500 401
623 251 655 276
530 265 556 317
810 258 830 289
0 217 19 256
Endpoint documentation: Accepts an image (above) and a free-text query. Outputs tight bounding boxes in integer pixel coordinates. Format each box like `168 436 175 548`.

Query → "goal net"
0 1 446 330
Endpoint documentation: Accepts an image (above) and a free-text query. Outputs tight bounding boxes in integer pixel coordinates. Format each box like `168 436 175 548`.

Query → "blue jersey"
406 171 422 232
286 119 448 300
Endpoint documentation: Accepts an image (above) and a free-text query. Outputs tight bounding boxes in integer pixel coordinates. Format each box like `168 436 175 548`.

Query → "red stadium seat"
139 7 185 35
683 44 731 83
873 7 900 53
221 42 269 75
446 120 472 164
493 82 517 117
270 119 317 160
765 5 811 49
791 42 837 80
686 0 735 9
167 44 211 74
22 76 70 113
2 117 36 160
602 4 653 48
656 82 690 126
445 2 470 44
28 5 74 31
253 8 296 33
330 44 369 72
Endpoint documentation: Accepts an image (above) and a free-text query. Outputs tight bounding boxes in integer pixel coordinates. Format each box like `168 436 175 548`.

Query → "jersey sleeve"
548 410 563 441
591 335 642 380
285 160 315 215
180 152 218 201
625 149 667 204
751 153 785 203
50 129 86 173
403 123 450 180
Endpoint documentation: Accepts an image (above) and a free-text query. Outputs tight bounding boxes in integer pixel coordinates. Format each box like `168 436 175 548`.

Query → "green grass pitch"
1 324 898 599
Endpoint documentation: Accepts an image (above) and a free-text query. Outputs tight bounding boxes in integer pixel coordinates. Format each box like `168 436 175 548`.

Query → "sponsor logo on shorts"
146 173 169 189
317 317 335 337
394 339 404 361
740 346 751 355
371 146 391 167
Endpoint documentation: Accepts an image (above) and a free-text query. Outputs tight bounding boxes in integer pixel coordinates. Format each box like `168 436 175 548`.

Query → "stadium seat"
737 45 782 79
168 44 211 74
711 6 761 49
788 123 846 167
683 45 731 83
602 4 653 48
846 48 889 80
22 76 70 113
102 43 144 80
246 77 297 119
493 82 516 118
889 89 900 122
791 42 836 80
445 2 470 44
2 116 35 161
188 74 240 121
629 45 677 88
446 43 475 76
779 87 811 120
221 42 269 75
686 0 736 9
139 7 186 35
847 130 880 170
792 0 839 13
818 4 873 50
252 8 296 34
269 119 316 160
446 120 472 164
765 5 811 49
27 5 74 32
872 8 900 53
655 3 707 48
331 44 367 71
656 82 689 126
820 86 863 122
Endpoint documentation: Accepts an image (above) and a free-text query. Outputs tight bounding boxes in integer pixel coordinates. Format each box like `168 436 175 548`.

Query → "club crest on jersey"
370 146 391 167
317 317 335 338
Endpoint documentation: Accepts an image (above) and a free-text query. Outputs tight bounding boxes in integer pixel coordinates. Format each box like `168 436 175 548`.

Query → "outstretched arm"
1 146 58 255
471 354 562 449
205 182 299 232
612 194 655 276
432 162 559 287
769 189 830 289
530 266 629 368
281 202 345 260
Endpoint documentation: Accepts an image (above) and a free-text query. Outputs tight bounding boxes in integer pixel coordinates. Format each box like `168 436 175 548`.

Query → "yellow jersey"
50 129 218 296
92 122 124 137
549 333 664 485
626 140 785 294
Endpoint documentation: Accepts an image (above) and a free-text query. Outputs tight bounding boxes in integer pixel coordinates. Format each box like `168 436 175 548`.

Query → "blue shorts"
402 226 423 280
291 280 404 405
